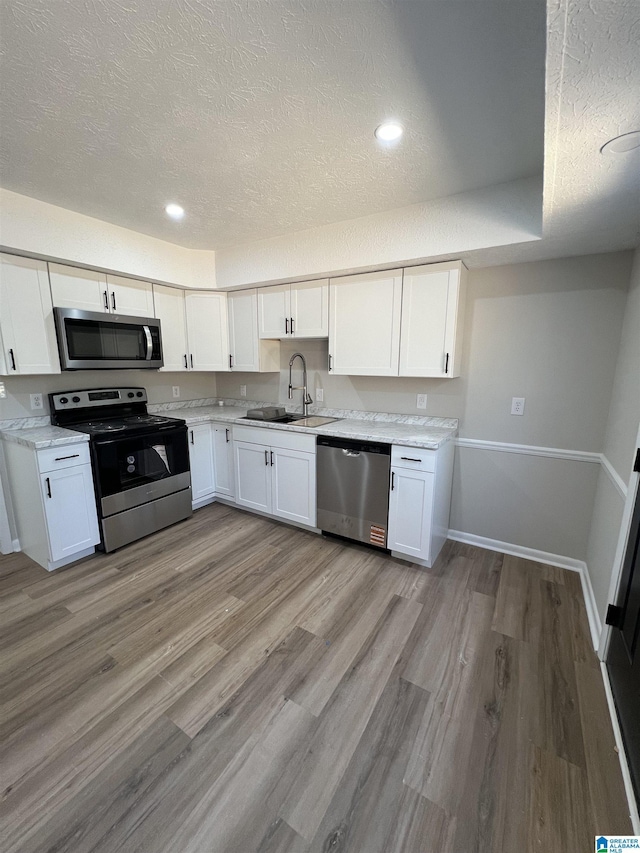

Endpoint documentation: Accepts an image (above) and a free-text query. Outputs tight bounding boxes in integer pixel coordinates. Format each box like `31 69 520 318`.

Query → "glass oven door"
92 426 190 516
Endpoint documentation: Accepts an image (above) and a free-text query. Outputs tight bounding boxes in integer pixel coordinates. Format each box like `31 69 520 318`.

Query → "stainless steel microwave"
54 307 164 370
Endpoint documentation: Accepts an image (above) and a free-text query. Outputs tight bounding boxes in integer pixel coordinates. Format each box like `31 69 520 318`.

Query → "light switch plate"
416 394 427 410
240 385 247 397
30 393 44 410
0 382 6 399
172 386 180 398
316 388 324 402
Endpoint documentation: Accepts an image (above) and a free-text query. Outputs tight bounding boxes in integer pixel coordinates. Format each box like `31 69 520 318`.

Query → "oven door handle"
143 325 153 360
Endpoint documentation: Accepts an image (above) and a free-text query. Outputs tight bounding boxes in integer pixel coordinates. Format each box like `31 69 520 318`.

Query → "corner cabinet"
328 261 467 378
233 425 316 527
0 254 60 375
387 441 455 567
2 440 100 571
153 286 230 373
328 269 403 376
228 289 280 372
258 279 329 339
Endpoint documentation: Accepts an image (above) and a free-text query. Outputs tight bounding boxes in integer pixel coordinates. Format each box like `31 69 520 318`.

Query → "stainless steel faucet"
288 352 313 416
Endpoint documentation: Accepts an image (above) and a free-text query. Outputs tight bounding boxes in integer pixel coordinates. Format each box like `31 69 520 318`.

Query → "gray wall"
218 252 632 561
0 370 218 421
586 246 640 623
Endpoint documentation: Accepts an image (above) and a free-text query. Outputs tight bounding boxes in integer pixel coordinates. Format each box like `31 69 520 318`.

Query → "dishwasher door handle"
342 449 361 457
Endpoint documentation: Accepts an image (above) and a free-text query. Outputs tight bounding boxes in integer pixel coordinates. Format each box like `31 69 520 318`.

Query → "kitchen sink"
240 413 340 427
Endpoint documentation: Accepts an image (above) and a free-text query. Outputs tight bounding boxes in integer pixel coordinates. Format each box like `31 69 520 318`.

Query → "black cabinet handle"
190 430 194 445
285 317 289 335
190 354 194 368
270 450 274 466
400 456 422 462
183 354 188 369
111 292 117 311
103 290 109 310
229 354 233 369
54 454 80 461
444 352 450 374
291 317 295 335
391 471 395 491
328 354 332 371
264 450 269 465
8 348 16 371
45 477 52 498
225 428 230 443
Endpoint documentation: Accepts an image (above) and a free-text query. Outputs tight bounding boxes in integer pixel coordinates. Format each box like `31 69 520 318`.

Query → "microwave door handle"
143 325 153 360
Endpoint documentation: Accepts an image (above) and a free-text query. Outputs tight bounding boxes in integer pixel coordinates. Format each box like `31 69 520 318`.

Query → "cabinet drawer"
38 443 91 473
391 445 436 472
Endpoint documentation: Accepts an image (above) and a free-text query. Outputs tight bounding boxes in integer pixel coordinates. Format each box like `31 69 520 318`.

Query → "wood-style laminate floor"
0 503 632 852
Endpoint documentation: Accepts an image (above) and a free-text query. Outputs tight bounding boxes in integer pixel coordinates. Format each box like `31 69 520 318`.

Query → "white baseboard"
447 529 602 649
600 661 640 834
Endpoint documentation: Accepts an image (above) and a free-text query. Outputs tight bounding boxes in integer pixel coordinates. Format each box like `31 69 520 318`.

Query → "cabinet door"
185 292 229 371
49 263 108 312
399 266 460 377
107 275 155 318
228 289 258 371
258 285 290 338
212 425 235 498
41 465 100 561
329 270 402 376
387 467 434 562
291 279 328 338
234 440 271 512
154 285 188 371
271 447 316 526
0 254 61 375
188 423 215 505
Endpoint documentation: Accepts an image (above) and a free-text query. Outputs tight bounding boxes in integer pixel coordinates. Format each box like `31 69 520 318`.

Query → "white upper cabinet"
399 262 466 378
105 274 155 317
49 263 154 317
229 289 279 373
154 285 189 372
0 254 60 375
290 279 329 338
184 291 229 371
329 269 403 376
258 279 329 339
49 264 108 313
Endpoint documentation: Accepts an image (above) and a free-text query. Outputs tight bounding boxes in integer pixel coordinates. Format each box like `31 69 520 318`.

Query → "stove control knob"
128 392 135 398
59 396 68 404
72 396 81 403
136 391 143 397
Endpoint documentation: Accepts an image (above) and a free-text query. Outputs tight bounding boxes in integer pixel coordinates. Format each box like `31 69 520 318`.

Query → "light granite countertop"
168 404 458 449
0 401 458 451
0 425 90 450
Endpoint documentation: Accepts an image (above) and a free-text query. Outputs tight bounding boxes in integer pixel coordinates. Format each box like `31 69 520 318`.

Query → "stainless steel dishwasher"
317 436 391 549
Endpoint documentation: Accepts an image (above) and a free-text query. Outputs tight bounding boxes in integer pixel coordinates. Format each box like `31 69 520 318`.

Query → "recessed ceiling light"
165 203 185 220
600 131 640 155
375 122 404 142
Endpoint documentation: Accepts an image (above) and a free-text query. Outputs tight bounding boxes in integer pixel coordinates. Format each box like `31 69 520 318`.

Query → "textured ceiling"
0 0 545 249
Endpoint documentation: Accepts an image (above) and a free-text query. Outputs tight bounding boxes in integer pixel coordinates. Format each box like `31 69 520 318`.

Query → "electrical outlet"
0 382 6 399
316 388 324 402
172 386 180 398
240 385 247 397
416 393 427 410
511 397 525 416
30 393 44 410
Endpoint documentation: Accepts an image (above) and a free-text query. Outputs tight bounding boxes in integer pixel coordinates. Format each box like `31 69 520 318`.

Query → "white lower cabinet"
188 423 216 508
233 425 316 527
2 440 100 571
212 425 235 499
387 441 455 567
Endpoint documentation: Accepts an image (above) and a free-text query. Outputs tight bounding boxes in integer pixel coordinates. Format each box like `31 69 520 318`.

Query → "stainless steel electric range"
49 387 192 552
